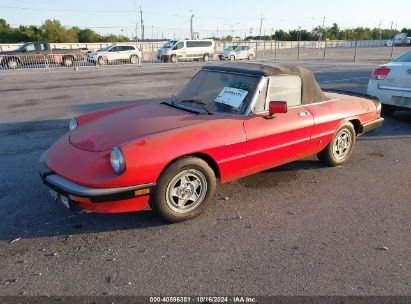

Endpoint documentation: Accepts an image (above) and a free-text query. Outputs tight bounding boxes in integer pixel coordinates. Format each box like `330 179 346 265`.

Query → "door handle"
298 111 310 117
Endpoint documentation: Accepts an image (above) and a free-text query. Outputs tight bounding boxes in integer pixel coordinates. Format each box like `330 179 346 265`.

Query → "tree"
77 28 99 43
40 19 78 43
274 30 288 41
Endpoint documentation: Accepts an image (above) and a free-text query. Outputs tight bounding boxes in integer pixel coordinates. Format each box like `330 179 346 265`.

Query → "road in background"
0 61 410 296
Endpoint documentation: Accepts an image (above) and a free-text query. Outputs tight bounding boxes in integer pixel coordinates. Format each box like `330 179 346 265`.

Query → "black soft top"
202 63 328 105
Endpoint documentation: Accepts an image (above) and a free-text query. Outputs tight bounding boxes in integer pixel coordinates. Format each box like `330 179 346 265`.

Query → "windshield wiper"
179 99 213 115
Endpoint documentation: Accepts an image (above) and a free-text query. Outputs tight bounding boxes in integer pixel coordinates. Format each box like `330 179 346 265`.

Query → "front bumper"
38 162 155 213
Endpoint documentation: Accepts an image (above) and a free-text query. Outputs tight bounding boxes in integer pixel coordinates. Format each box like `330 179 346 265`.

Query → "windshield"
163 40 177 48
394 51 411 62
173 70 261 115
224 46 238 51
99 45 112 52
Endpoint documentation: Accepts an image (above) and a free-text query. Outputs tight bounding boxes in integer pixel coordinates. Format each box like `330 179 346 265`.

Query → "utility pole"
217 25 219 39
140 6 144 41
259 14 265 38
378 20 382 40
322 17 326 41
190 10 195 40
152 25 154 40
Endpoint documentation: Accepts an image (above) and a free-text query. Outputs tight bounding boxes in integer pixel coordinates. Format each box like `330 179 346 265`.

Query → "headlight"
110 147 126 175
69 118 78 131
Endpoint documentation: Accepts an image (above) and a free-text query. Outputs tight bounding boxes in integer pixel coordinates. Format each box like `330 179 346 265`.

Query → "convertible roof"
202 63 328 104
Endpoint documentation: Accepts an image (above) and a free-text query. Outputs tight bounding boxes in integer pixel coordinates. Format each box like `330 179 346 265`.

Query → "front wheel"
203 54 210 61
317 122 356 166
97 56 107 65
151 157 217 222
230 55 235 61
170 55 177 63
63 56 74 67
6 58 19 69
248 54 254 60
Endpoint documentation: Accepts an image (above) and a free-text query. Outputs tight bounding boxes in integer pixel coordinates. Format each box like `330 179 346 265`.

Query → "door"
174 41 186 59
108 46 121 61
239 46 247 59
118 46 131 61
243 75 314 175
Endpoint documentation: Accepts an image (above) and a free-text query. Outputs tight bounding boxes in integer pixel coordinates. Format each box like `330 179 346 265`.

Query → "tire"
248 54 254 60
170 55 177 63
63 56 74 67
6 57 19 69
151 157 217 222
97 56 107 65
130 55 139 64
203 54 210 61
317 122 356 167
230 55 235 61
381 104 395 116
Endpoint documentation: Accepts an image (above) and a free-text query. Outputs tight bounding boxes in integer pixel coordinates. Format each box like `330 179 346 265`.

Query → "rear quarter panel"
306 92 378 152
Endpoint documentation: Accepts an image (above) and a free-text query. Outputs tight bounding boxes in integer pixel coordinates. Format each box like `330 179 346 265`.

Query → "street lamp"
190 10 195 39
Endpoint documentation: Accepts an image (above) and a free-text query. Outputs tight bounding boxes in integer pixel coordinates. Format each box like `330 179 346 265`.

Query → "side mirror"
266 101 287 119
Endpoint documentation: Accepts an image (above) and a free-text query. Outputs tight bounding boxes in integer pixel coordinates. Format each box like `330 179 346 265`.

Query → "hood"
69 102 207 152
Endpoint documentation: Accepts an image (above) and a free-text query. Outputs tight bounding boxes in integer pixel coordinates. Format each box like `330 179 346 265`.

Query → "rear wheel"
130 55 139 64
151 157 217 222
381 104 395 116
203 54 210 61
317 122 356 166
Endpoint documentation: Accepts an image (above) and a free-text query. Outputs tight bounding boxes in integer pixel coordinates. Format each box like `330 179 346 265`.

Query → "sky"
0 0 409 39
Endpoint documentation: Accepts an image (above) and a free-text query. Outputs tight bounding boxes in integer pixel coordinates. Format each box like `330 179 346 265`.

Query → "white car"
219 45 255 61
367 51 411 114
87 45 141 65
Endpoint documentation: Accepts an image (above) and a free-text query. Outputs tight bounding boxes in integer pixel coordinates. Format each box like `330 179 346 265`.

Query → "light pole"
190 10 195 39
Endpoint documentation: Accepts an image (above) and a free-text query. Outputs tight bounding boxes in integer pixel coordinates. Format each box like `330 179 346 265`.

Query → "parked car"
39 63 383 222
0 41 84 69
157 39 215 62
367 50 411 114
87 45 141 65
385 33 411 46
219 45 255 61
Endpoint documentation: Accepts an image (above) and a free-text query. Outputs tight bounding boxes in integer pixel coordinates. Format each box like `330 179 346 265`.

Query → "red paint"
45 92 381 214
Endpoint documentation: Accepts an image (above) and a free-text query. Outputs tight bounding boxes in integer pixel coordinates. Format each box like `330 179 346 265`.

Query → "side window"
175 42 184 50
110 46 119 52
253 78 268 113
268 75 302 107
26 44 35 52
129 46 135 50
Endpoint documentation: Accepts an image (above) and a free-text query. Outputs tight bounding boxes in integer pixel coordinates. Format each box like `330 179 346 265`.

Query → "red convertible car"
39 63 384 222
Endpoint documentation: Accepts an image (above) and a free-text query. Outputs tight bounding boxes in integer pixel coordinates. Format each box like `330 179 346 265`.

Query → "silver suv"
219 45 255 61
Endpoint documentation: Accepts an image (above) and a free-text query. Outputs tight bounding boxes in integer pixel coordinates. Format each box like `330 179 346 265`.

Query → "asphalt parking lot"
0 61 410 296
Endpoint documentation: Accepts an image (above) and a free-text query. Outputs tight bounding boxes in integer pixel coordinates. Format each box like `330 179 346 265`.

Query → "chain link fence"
1 40 410 72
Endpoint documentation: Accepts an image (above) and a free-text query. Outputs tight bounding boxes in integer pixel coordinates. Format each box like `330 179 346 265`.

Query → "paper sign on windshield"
215 87 248 108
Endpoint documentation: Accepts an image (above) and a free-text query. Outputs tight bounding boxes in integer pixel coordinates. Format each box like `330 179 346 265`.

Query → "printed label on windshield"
214 87 248 108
